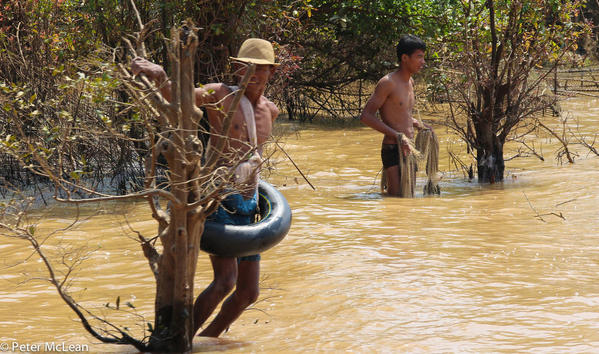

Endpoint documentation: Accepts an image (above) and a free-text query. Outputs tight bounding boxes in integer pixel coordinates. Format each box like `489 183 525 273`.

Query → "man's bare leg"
385 165 401 196
199 259 260 337
193 256 238 335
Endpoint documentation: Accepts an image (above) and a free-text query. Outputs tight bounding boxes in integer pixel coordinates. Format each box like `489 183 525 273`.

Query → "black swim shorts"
381 143 399 169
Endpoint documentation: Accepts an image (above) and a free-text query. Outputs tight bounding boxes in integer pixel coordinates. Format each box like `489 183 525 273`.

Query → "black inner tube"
200 181 292 257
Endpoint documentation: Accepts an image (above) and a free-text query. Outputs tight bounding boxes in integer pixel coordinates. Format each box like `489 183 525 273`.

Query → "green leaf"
58 110 72 119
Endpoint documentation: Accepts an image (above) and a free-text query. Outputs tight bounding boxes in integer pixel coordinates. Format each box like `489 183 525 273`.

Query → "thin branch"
4 225 148 351
275 140 315 190
523 192 566 222
555 198 577 207
54 188 182 208
536 119 574 164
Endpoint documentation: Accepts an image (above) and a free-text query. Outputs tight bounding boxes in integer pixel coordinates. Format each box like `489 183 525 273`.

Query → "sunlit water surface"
1 97 599 353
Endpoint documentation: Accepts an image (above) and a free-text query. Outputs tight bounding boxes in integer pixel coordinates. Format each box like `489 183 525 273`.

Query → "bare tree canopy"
437 0 591 182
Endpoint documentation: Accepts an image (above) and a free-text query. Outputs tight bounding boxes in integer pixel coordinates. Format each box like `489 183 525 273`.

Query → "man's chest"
391 82 414 108
253 104 273 143
229 103 272 143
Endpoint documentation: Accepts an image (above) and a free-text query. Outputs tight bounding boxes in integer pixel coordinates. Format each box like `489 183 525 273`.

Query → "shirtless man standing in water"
360 35 432 196
132 38 279 337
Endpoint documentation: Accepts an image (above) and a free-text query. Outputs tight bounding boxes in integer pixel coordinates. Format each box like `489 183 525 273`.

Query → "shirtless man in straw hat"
131 38 279 337
360 34 433 197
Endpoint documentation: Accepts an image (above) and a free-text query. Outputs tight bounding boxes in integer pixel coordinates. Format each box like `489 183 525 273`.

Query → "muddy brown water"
1 97 598 353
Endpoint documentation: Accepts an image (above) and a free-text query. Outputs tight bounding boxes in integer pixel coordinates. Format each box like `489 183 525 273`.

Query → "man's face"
236 64 275 92
402 49 425 74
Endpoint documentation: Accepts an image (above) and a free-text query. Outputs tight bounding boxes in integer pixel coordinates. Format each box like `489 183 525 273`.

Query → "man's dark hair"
396 35 426 61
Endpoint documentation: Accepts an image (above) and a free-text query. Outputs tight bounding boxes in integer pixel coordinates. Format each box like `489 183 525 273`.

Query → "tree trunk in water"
474 102 505 183
284 88 296 121
476 140 504 183
147 24 205 353
151 217 204 352
286 100 295 121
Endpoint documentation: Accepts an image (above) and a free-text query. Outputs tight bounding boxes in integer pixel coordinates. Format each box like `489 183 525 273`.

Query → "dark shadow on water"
422 171 528 198
339 171 528 200
82 337 252 353
192 337 252 352
340 192 383 200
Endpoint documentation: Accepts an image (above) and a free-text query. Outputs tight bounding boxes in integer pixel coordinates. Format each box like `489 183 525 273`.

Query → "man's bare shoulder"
388 70 408 83
195 83 228 103
378 72 395 85
385 71 411 93
259 95 275 106
257 96 279 120
376 72 398 91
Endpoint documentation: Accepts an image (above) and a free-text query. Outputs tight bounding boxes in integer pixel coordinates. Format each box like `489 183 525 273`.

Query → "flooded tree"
438 0 590 182
0 17 258 353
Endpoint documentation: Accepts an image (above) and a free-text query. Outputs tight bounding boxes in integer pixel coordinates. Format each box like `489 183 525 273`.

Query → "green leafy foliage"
256 0 456 121
0 0 595 187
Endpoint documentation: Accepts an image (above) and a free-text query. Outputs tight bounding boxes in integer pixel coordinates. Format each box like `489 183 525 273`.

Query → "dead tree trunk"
119 21 254 352
145 24 205 352
120 22 255 352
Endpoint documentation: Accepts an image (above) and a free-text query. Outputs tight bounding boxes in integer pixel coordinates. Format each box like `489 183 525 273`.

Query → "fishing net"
380 129 440 197
380 133 418 198
415 128 440 195
398 145 417 198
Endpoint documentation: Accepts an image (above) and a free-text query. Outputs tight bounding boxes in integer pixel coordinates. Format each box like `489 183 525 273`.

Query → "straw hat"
230 38 279 66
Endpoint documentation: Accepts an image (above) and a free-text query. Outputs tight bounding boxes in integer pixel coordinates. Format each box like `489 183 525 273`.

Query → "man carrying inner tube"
131 38 279 337
359 35 435 197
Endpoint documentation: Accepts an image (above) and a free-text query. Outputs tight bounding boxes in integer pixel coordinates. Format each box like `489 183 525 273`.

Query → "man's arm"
413 116 433 132
413 118 427 130
131 57 173 101
200 83 230 136
269 101 280 122
195 83 222 107
359 78 398 139
131 57 220 107
409 77 433 132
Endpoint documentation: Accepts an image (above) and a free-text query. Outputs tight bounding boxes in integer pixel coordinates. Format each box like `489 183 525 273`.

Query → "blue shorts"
208 191 261 262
